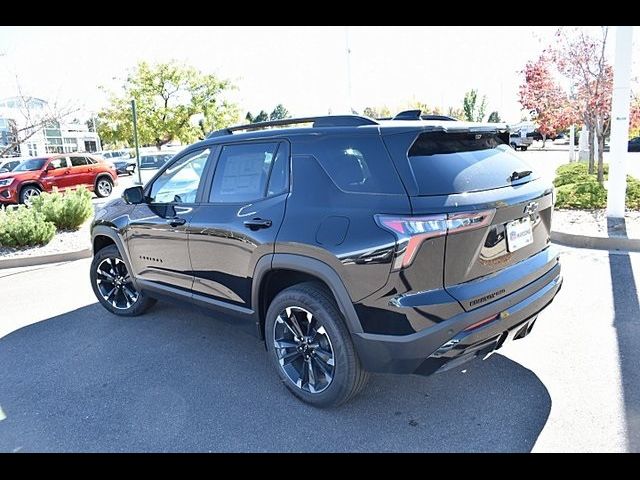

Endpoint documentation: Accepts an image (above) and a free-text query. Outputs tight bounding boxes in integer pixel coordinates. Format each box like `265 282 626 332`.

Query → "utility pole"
607 26 633 218
131 99 142 186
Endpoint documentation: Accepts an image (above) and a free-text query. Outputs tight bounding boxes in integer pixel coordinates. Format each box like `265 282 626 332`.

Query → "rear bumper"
352 257 562 375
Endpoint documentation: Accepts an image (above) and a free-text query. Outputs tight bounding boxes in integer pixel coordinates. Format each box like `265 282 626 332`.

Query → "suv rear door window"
209 142 280 203
408 131 538 195
70 156 88 166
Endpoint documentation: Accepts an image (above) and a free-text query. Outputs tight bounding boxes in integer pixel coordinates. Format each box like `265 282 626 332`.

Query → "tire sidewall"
265 286 357 407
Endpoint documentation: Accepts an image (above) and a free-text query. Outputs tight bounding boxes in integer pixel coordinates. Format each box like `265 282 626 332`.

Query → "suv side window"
209 142 280 203
148 148 211 204
70 156 88 166
312 135 404 194
48 157 69 169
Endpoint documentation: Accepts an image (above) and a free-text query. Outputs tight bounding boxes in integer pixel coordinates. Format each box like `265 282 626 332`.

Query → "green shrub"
31 187 93 230
0 206 56 247
553 162 609 188
626 175 640 210
555 177 607 209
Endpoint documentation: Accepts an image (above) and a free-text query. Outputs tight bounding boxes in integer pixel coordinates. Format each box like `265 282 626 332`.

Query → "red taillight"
375 209 495 269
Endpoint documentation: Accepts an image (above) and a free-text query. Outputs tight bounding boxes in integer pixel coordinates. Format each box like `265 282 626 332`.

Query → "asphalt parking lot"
0 246 638 452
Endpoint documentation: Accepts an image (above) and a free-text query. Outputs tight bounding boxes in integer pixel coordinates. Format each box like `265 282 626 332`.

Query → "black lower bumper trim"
352 264 562 375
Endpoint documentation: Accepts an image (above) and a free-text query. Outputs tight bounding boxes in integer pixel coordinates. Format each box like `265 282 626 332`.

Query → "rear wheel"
95 176 114 198
90 244 155 316
19 185 41 205
265 282 369 407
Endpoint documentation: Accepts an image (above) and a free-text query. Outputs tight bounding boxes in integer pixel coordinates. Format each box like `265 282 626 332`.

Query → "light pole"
92 113 102 152
607 26 633 219
131 99 142 186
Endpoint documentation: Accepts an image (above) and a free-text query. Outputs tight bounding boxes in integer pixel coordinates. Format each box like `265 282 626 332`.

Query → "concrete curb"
0 247 92 270
551 231 640 252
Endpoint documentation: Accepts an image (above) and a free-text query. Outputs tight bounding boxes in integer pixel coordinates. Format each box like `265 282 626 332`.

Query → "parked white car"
0 157 22 173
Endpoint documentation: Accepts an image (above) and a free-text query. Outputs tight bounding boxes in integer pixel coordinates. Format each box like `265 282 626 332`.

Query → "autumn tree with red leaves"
519 55 575 148
551 27 613 184
630 94 640 138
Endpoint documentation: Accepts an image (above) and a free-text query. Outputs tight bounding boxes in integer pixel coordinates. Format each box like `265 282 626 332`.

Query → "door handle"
244 218 272 230
167 217 187 227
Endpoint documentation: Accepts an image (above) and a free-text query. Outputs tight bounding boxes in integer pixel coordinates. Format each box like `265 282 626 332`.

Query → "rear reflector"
463 314 499 331
375 209 495 268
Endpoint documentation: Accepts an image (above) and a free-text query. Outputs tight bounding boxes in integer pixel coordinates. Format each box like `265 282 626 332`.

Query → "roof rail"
207 115 378 138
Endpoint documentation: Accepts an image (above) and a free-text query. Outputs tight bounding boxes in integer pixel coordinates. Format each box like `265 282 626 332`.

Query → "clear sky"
1 26 638 123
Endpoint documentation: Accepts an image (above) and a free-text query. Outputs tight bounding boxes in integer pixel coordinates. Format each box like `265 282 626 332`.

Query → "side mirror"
122 186 145 204
45 164 55 171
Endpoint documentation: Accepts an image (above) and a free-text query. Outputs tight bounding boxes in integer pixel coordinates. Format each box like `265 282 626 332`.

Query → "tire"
90 244 156 316
19 185 41 205
95 176 114 198
520 146 528 151
265 282 369 407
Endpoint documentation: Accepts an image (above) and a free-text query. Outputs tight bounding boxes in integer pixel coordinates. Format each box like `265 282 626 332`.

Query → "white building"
0 96 101 158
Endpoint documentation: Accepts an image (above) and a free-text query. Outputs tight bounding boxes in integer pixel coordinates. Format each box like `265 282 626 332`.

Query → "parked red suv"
0 154 118 205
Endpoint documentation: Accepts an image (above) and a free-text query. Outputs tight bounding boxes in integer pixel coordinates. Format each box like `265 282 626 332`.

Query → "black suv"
90 112 562 407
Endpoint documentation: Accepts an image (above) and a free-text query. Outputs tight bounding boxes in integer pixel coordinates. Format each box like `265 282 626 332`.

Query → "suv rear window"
312 135 404 194
408 131 538 195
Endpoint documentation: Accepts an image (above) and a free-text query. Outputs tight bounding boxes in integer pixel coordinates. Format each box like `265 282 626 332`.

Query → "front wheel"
265 282 369 407
90 244 155 316
19 185 41 205
95 176 114 198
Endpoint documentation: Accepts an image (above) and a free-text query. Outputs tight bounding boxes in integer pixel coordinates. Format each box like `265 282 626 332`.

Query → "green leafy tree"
97 61 238 150
487 111 502 123
362 106 392 119
462 89 487 122
447 106 465 120
269 104 290 120
253 110 269 123
404 101 442 115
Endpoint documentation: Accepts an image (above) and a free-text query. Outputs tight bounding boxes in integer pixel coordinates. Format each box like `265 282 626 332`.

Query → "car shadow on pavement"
609 251 640 452
0 302 551 452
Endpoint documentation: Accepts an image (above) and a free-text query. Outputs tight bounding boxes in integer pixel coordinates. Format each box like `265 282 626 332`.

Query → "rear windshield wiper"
509 170 532 182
